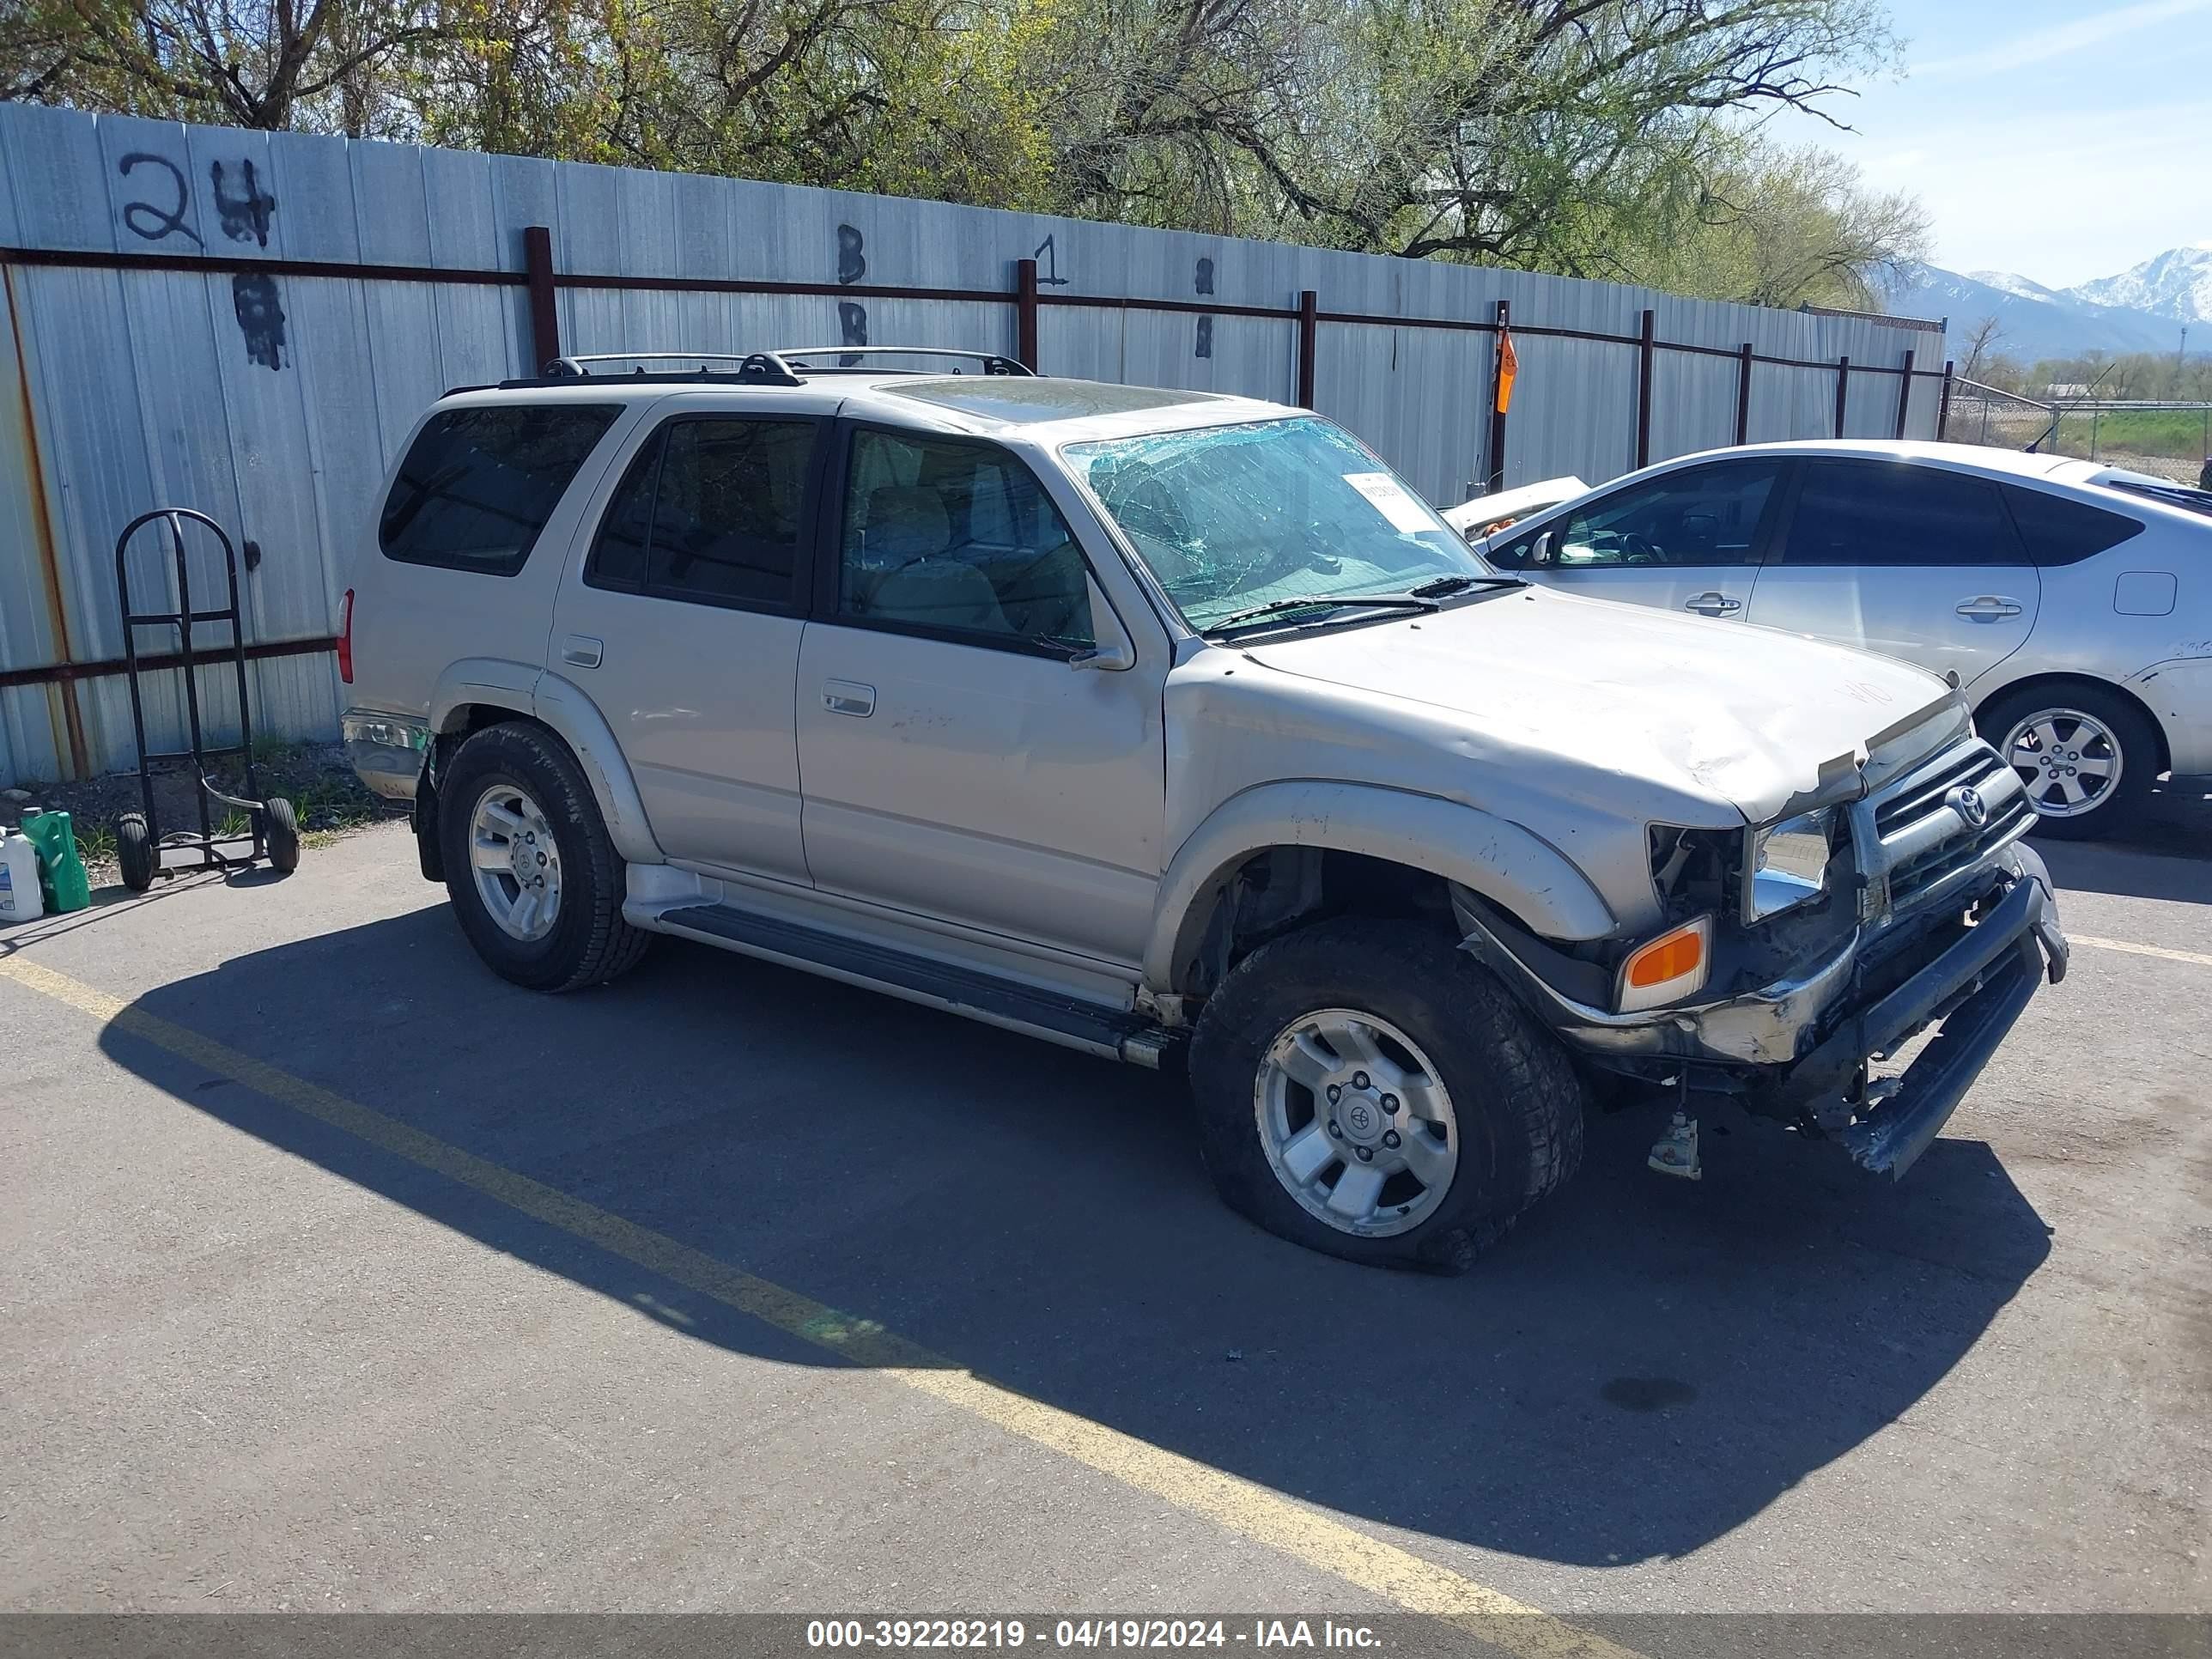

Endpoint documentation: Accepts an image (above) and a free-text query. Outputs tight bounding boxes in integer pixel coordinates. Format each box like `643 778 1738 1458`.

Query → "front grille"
1873 745 1991 839
1861 739 2033 921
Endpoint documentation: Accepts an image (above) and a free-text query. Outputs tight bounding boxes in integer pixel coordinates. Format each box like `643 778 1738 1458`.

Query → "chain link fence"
2045 402 2212 485
1941 377 2057 453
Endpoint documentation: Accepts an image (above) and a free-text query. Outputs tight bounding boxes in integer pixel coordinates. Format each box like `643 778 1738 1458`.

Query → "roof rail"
774 347 1035 377
538 346 1036 386
543 351 804 386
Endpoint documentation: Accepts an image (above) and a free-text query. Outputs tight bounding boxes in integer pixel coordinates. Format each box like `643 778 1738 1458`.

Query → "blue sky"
1772 0 2212 287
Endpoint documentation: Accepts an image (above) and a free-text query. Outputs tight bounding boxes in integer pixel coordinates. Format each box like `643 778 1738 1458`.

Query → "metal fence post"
1834 356 1850 438
1486 299 1510 490
1015 258 1039 372
1635 309 1656 469
1939 360 1955 440
1893 349 1915 440
1297 290 1319 408
1735 343 1753 446
523 225 560 373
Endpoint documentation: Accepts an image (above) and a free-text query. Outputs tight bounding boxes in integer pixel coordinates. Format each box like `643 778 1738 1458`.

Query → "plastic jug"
20 810 91 913
0 828 43 922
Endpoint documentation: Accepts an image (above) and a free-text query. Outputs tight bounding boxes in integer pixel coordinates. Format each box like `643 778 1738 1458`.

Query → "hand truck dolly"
111 507 301 892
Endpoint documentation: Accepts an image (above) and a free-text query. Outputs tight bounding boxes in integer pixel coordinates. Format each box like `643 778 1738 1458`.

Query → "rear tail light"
337 588 354 684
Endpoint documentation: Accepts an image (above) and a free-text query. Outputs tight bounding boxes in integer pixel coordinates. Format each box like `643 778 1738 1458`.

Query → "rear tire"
1982 684 2158 842
437 722 652 992
116 812 155 893
1188 918 1585 1272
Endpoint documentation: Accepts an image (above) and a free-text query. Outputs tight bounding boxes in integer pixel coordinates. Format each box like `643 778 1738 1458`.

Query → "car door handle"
823 680 875 717
561 634 603 669
1955 596 2023 621
1683 592 1741 617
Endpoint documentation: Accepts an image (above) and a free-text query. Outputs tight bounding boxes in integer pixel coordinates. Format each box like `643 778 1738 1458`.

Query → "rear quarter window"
380 404 620 575
1999 484 2147 566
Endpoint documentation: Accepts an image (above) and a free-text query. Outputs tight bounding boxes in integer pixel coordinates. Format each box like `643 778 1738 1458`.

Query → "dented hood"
1239 585 1961 824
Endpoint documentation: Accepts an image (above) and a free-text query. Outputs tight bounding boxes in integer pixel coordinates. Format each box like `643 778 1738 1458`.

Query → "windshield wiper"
1407 573 1523 598
1205 592 1439 636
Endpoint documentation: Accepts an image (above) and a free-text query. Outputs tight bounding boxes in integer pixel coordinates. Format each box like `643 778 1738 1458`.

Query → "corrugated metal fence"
0 100 1950 787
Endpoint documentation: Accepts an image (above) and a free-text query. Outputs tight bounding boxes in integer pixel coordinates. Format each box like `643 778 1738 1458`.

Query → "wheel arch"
1144 781 1616 996
1972 671 2172 776
428 661 665 866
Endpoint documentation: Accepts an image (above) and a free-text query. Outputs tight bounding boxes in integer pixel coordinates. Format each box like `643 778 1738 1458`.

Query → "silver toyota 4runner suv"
342 346 2069 1271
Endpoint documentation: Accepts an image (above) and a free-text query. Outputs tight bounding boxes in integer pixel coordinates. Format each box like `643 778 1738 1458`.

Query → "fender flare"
1142 781 1617 992
428 660 665 866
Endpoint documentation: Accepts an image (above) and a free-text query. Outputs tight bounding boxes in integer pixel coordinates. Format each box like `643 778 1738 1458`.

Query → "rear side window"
1780 460 2025 567
2001 484 2148 563
586 416 819 609
380 405 618 576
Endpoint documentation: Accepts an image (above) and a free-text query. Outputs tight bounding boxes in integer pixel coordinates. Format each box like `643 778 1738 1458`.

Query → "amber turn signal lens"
1626 924 1704 988
1617 915 1712 1014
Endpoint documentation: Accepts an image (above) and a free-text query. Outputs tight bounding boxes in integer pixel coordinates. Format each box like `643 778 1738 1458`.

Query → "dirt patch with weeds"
2 738 404 880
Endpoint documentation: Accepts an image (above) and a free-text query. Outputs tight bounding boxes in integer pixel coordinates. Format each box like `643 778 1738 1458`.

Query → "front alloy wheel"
1255 1009 1459 1237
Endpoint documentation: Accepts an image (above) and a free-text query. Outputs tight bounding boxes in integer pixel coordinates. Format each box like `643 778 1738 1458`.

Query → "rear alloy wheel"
1985 684 2157 841
437 721 652 991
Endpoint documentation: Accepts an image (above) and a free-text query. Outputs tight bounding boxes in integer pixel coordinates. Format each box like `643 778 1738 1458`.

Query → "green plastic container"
21 810 92 913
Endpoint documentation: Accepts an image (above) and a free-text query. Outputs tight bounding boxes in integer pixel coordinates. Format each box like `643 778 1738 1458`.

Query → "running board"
655 902 1170 1065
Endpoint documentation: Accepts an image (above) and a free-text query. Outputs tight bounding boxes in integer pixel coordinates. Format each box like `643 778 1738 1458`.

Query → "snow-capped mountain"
2067 242 2212 323
1880 262 2184 360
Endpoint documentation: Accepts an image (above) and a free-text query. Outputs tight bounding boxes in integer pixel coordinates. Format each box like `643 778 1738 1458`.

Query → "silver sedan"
1455 441 2212 839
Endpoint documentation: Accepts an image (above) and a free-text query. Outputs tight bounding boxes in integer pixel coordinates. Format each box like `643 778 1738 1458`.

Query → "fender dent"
1144 781 1615 991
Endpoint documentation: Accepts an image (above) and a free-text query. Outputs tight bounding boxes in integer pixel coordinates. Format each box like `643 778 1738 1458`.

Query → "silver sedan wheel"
1253 1008 1459 1238
468 781 563 942
2003 708 2122 819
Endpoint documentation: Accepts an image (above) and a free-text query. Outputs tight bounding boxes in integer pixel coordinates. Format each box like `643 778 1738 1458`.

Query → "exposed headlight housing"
1744 807 1836 923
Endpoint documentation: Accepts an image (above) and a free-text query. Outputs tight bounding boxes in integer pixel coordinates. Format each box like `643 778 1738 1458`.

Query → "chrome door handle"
1955 596 2023 621
823 680 875 717
1683 592 1741 617
561 634 603 668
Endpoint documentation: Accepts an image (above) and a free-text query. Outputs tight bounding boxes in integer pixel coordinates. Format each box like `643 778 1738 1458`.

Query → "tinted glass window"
1540 463 1779 568
380 405 617 575
585 417 816 607
2001 484 2148 562
647 420 814 605
588 432 664 590
1783 461 2023 567
841 429 1093 650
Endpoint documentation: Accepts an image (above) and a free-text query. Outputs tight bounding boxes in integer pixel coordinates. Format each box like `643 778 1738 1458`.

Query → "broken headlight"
1744 807 1837 923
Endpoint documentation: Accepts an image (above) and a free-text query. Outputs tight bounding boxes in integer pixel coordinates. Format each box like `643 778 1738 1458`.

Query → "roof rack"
537 347 1036 386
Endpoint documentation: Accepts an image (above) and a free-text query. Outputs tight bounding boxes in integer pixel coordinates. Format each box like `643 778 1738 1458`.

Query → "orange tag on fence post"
1494 327 1518 415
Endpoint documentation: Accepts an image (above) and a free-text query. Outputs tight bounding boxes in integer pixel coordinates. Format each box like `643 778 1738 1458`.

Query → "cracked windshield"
1066 417 1491 631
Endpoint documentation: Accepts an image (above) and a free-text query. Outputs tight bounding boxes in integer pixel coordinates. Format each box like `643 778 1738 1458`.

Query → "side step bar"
654 902 1175 1066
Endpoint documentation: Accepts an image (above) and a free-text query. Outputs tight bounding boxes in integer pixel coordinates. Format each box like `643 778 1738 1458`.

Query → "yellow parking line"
0 952 1635 1659
2070 935 2212 969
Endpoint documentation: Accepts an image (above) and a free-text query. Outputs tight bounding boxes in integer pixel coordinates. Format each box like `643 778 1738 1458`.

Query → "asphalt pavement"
2 782 2207 1634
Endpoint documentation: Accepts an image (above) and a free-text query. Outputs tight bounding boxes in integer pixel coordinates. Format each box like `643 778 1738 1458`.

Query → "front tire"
437 722 651 992
1983 684 2158 842
1188 918 1585 1272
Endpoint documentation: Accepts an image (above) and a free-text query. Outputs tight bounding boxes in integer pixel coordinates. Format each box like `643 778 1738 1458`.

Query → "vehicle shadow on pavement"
97 905 2055 1571
2035 781 2212 902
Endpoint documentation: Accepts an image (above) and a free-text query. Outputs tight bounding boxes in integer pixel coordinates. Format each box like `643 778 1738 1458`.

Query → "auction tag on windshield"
1344 471 1433 533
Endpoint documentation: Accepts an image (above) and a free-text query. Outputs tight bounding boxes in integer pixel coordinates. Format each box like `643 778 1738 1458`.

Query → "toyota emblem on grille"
1947 784 1989 829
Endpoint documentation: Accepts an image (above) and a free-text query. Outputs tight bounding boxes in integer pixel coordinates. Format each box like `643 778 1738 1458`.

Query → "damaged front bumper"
1460 845 2068 1178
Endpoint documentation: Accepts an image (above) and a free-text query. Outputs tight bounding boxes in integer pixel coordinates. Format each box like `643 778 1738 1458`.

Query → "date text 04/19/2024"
805 1620 1385 1650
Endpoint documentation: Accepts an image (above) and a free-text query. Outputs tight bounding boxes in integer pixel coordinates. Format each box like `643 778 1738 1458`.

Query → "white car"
1468 441 2212 838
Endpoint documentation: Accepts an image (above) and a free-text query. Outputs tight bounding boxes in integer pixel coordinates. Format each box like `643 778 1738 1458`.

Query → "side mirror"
1528 531 1555 568
1068 574 1136 672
